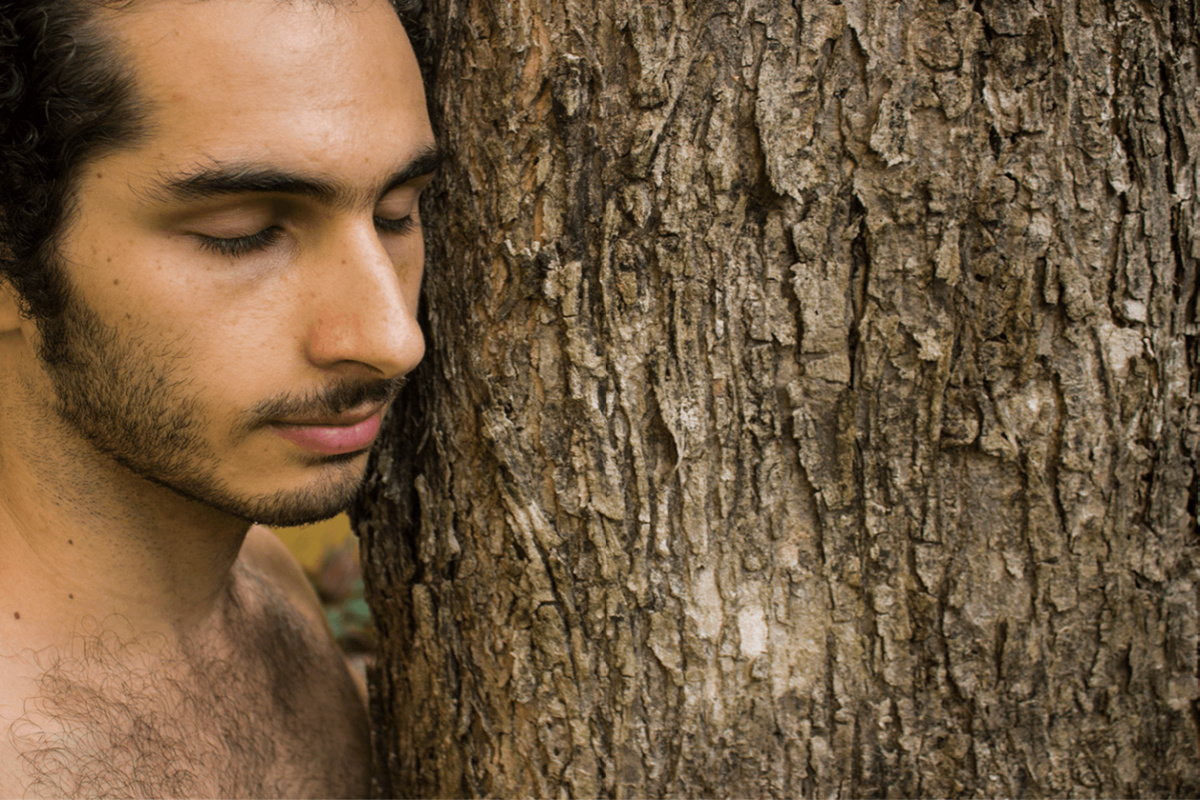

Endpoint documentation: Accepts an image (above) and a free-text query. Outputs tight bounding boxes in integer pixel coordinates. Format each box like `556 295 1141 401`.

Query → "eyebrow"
149 143 443 208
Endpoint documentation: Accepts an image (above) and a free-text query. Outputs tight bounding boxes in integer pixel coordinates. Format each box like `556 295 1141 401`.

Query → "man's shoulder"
235 524 370 703
232 524 372 794
238 524 328 628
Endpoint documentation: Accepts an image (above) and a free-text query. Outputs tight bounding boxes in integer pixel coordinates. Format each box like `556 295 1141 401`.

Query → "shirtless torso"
0 527 370 798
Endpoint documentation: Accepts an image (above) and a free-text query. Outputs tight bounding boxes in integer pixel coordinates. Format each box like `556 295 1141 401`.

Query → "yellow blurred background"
274 512 356 571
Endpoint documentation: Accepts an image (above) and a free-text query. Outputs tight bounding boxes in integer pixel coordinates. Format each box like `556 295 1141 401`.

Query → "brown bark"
356 0 1200 795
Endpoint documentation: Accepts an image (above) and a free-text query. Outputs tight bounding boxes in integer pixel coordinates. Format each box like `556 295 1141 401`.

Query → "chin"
151 457 369 528
235 473 367 527
247 495 357 528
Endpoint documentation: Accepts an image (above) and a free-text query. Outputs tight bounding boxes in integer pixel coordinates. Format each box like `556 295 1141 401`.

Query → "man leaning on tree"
0 0 439 795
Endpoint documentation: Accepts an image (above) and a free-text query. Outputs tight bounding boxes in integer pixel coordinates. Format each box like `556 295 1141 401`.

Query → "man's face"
27 0 436 525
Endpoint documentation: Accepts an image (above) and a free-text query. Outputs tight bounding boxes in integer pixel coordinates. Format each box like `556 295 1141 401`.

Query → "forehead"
97 0 431 186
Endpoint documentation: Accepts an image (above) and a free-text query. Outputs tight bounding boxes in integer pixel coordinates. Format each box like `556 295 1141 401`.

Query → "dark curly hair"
0 1 145 322
0 0 426 324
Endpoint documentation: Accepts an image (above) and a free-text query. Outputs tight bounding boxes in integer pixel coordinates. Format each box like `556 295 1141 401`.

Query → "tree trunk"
356 0 1200 795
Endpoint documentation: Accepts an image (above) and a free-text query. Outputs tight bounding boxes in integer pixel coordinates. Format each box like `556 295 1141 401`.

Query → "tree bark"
356 0 1200 795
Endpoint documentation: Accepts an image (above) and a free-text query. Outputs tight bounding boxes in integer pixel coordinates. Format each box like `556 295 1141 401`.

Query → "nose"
302 223 425 379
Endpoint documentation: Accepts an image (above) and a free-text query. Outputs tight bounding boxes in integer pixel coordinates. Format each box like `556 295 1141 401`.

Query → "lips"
272 406 385 456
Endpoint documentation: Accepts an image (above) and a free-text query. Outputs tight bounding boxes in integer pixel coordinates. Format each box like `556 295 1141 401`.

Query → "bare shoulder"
239 524 326 622
234 525 371 795
236 525 369 704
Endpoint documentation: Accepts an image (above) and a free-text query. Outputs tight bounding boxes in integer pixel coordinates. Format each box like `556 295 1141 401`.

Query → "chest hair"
7 588 352 798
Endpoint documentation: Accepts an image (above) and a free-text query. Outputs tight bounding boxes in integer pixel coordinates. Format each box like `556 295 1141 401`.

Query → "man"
0 0 437 795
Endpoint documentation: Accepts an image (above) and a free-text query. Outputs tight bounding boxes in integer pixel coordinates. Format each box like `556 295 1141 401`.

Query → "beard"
33 284 403 527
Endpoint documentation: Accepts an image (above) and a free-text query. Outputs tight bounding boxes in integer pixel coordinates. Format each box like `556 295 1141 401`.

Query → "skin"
0 0 436 795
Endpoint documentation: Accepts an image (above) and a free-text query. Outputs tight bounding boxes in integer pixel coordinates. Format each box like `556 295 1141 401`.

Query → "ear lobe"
0 279 25 334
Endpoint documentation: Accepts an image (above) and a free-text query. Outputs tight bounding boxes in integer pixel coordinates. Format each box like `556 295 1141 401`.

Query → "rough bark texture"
356 0 1200 795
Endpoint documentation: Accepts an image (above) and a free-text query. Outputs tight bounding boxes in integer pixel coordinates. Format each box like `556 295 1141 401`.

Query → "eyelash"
375 214 417 236
197 227 283 258
196 215 418 258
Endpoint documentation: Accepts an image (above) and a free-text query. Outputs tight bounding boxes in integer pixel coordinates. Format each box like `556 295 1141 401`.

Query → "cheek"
392 238 425 308
101 271 301 404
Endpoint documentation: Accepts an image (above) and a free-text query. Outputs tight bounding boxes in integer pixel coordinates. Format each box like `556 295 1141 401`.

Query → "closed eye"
196 227 284 257
375 215 417 236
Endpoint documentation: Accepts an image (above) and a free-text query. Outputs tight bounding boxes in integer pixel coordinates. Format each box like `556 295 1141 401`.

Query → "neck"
0 423 250 651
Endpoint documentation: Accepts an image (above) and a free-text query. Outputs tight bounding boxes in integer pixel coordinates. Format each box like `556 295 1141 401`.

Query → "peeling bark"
358 0 1200 795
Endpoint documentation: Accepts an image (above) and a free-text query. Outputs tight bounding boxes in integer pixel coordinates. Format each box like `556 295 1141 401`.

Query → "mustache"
240 375 409 430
